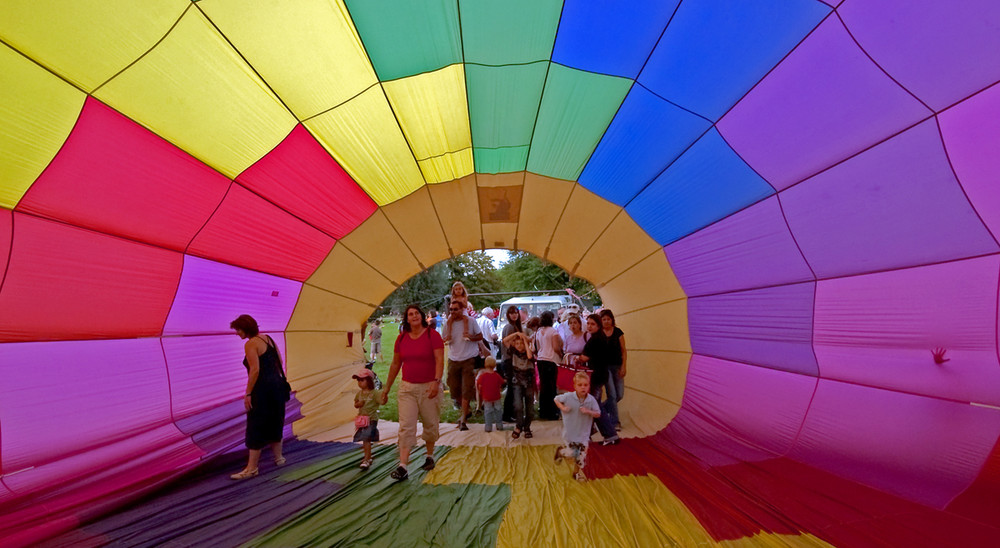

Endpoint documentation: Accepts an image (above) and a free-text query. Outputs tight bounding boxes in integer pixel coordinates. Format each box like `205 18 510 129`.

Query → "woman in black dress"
230 314 289 479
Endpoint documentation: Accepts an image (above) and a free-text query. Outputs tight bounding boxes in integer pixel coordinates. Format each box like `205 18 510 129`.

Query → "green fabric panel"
249 444 510 547
346 0 462 81
467 63 547 149
474 146 530 173
459 0 563 65
526 63 633 180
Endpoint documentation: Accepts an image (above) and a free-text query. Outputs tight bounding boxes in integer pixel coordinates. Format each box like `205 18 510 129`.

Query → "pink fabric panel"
840 0 1000 111
186 184 335 281
0 214 182 342
672 355 816 466
15 98 230 252
813 255 1000 406
162 256 301 335
939 83 1000 239
665 196 814 296
0 338 171 474
718 17 931 190
789 379 1000 508
236 124 377 238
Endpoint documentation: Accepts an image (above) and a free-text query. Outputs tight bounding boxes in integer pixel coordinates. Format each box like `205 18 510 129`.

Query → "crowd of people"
227 279 628 483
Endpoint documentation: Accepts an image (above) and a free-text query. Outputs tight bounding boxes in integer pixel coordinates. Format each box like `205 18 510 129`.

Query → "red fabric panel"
0 208 11 288
0 214 182 341
946 434 1000 525
186 185 335 281
236 124 377 238
16 98 230 252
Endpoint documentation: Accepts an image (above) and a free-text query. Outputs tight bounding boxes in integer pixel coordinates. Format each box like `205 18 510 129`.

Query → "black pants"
536 360 559 420
501 358 515 421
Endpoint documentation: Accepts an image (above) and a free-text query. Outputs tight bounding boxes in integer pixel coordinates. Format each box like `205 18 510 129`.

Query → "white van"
497 295 575 332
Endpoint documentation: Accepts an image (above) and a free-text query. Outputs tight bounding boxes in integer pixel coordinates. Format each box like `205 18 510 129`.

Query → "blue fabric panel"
639 0 830 120
626 129 775 245
551 0 679 78
578 85 711 207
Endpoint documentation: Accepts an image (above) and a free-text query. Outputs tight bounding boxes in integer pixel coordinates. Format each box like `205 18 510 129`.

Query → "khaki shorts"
396 381 440 449
447 357 476 403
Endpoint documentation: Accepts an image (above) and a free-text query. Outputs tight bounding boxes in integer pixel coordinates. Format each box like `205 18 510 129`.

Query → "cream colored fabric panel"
623 350 690 405
94 9 296 178
482 223 518 250
576 210 661 285
0 0 188 92
547 184 620 273
286 285 373 332
477 172 524 188
427 175 481 254
599 252 686 313
517 174 574 256
0 44 85 208
285 331 365 439
383 64 471 162
418 148 474 184
615 300 690 352
338 210 421 285
307 243 396 307
382 187 450 269
198 0 376 119
617 389 681 438
305 86 424 205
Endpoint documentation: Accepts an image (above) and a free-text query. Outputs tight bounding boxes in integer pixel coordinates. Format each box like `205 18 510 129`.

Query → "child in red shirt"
476 357 505 432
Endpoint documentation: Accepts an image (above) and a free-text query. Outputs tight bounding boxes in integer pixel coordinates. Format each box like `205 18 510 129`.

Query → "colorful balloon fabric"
2 1 1000 546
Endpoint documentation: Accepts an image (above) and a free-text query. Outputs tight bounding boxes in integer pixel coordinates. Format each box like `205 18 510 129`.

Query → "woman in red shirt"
381 304 444 481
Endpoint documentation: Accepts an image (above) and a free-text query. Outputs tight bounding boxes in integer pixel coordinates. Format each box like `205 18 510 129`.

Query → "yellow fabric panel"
382 64 472 163
616 299 690 353
618 389 682 436
548 184 621 275
517 174 574 257
305 86 425 205
417 147 474 184
93 9 296 178
382 187 450 269
599 252 686 313
286 284 373 332
306 243 396 308
623 350 690 407
482 223 518 251
285 331 365 439
428 175 482 255
338 210 421 286
576 210 662 285
0 0 187 92
477 172 524 188
0 44 85 208
197 0 376 119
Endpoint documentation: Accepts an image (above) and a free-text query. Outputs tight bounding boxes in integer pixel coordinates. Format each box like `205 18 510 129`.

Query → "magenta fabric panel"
689 282 818 376
840 0 1000 111
0 207 11 286
162 335 249 419
672 355 816 466
186 184 335 281
0 214 182 342
781 119 999 278
939 83 1000 239
665 197 814 296
813 255 1000 407
16 98 230 252
236 125 377 238
789 378 1000 509
717 16 931 190
162 256 301 336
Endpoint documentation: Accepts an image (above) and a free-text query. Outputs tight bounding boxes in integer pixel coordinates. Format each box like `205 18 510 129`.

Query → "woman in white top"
533 310 563 420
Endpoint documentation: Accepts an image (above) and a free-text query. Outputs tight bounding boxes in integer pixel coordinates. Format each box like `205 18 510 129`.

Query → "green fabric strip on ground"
526 63 633 180
346 0 462 81
459 0 562 65
474 146 530 174
466 63 548 173
249 444 510 547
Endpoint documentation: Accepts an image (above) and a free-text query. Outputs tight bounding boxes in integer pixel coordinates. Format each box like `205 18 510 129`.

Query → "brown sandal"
229 468 259 480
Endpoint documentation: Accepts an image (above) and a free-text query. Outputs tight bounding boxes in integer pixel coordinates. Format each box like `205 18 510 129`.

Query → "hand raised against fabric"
932 347 950 365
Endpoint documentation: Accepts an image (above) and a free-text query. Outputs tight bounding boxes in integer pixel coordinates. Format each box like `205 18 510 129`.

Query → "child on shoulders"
352 368 384 470
553 371 602 482
444 281 471 343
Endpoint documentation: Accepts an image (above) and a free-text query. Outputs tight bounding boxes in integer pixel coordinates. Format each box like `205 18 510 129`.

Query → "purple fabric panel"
174 396 300 455
0 338 171 472
789 379 1000 508
840 0 1000 111
163 256 301 336
717 16 931 190
689 282 818 375
665 196 814 296
939 83 1000 239
813 255 1000 407
671 355 816 466
781 119 999 278
162 335 249 419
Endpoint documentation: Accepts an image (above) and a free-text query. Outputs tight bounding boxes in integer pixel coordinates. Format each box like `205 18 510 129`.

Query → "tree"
373 251 503 318
497 252 600 307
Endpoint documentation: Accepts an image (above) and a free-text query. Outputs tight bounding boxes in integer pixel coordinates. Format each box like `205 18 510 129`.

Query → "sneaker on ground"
602 437 621 446
421 457 435 471
574 470 586 482
458 422 469 431
360 459 372 470
524 430 533 439
390 465 408 481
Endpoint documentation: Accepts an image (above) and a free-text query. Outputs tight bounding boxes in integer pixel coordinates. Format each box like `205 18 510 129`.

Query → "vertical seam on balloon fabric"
932 116 1000 249
420 184 455 257
521 0 566 173
159 337 178 426
183 180 236 254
